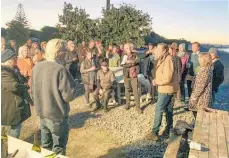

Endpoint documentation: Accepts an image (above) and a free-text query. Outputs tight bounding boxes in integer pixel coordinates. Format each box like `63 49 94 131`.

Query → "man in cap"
209 47 224 104
1 49 31 138
93 61 116 112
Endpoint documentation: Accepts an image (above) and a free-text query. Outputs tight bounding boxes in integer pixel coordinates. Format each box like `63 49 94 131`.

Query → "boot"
93 103 102 112
145 132 159 141
124 104 130 110
151 98 157 104
104 108 109 113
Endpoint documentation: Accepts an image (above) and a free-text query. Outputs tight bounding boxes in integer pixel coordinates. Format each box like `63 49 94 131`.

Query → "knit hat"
208 47 219 57
1 49 17 63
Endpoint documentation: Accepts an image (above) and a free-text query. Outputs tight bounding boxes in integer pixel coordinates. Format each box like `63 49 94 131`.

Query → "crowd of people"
1 36 225 155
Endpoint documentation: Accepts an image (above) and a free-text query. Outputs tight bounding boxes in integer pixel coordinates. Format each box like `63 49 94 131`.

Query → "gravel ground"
19 51 228 158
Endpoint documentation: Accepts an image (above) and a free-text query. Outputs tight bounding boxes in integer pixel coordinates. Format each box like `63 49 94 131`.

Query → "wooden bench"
110 67 151 105
163 134 182 158
189 109 229 158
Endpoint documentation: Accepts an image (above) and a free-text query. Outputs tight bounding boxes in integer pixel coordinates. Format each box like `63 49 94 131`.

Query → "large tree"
6 3 30 47
99 3 152 47
6 20 29 46
58 2 99 44
14 3 30 28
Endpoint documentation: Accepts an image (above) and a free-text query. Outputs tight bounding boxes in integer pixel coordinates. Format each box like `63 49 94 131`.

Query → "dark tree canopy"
58 3 152 47
2 2 189 48
58 2 99 44
99 3 152 47
7 20 29 46
40 26 61 42
29 29 41 39
14 3 30 28
1 28 7 37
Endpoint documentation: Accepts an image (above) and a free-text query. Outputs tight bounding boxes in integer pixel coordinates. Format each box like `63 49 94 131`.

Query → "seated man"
93 61 116 112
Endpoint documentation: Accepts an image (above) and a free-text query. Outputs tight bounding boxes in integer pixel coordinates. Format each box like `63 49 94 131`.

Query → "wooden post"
106 0 110 10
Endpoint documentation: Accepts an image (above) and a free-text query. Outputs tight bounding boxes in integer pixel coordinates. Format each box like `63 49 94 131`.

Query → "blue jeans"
212 91 216 106
152 93 174 135
10 124 22 138
40 117 69 155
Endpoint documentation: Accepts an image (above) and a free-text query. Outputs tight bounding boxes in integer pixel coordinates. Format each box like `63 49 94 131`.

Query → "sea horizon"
218 48 229 53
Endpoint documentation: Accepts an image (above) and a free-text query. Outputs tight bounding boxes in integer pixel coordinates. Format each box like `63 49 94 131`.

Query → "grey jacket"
31 61 77 121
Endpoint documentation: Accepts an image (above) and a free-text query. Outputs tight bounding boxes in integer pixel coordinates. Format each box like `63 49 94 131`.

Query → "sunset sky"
1 0 229 44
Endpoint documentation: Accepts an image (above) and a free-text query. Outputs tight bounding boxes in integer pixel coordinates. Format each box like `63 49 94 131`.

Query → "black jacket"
65 51 78 71
212 59 224 92
1 66 31 126
122 52 140 78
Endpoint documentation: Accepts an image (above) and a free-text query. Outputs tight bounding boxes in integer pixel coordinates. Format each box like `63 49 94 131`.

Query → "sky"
1 0 229 44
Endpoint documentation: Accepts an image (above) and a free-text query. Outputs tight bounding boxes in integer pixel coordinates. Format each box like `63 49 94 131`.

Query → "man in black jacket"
209 47 224 104
65 40 79 81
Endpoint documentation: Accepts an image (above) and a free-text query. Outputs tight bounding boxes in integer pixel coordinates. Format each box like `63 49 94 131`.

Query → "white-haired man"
31 39 77 155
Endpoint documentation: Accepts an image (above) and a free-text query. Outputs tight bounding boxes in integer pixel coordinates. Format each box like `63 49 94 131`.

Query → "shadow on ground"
69 111 101 129
99 139 168 158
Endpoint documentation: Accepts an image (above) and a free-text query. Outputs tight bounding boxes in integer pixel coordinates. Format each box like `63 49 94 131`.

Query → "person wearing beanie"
1 49 31 138
209 47 224 104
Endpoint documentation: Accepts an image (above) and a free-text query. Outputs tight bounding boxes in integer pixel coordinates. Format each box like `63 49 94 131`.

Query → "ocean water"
218 48 229 53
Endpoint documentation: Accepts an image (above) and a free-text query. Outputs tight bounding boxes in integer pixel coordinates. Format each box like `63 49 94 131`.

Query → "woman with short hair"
17 45 34 86
189 53 213 118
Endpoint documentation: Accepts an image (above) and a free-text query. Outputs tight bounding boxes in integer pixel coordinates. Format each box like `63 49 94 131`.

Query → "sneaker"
145 132 159 141
146 93 152 99
184 106 189 111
